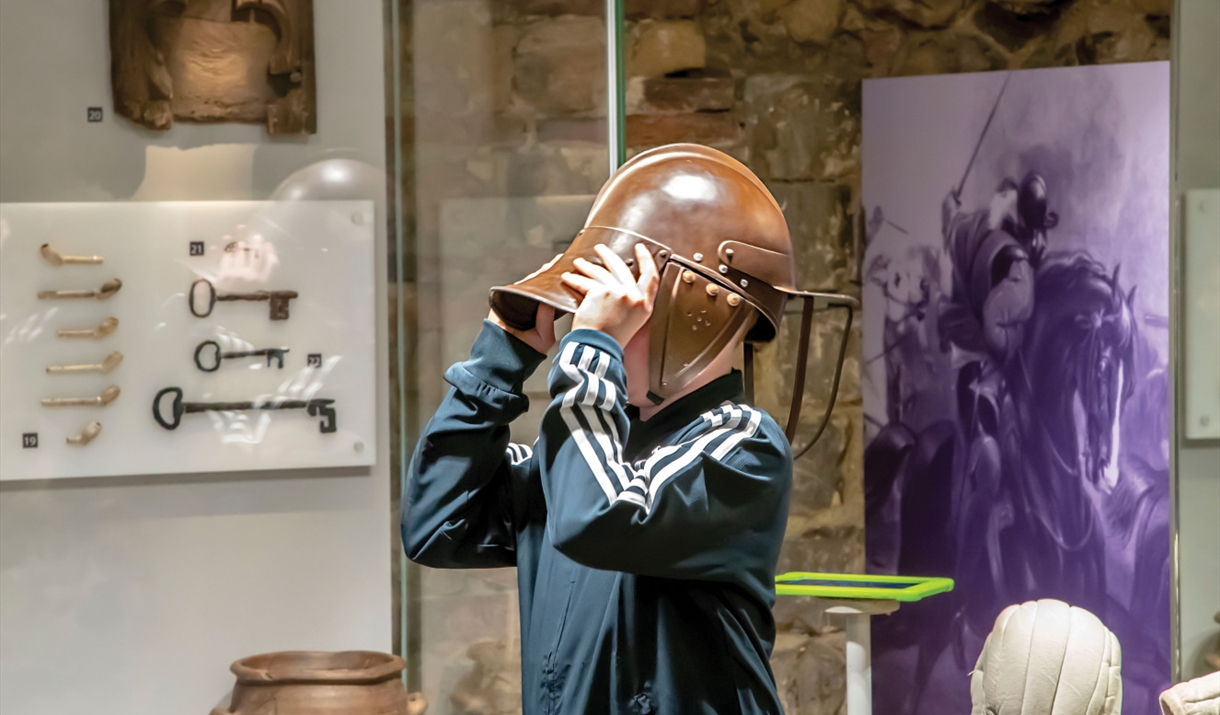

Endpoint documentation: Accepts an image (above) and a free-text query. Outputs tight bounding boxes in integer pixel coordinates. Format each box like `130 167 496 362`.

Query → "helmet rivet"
727 293 742 307
725 248 734 259
740 278 749 288
693 252 704 262
706 284 720 297
718 265 728 274
682 270 696 284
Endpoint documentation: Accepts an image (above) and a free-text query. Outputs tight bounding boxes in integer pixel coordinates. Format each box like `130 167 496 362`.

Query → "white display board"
0 201 377 480
1184 188 1220 440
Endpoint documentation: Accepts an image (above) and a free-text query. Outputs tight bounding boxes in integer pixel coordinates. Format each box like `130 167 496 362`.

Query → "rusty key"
189 279 298 320
194 340 289 372
153 387 336 433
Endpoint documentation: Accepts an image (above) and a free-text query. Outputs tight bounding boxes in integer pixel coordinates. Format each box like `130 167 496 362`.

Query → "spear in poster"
953 72 1013 200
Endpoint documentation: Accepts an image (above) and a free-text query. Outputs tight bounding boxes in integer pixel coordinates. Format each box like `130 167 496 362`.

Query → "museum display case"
0 0 1215 712
0 2 394 712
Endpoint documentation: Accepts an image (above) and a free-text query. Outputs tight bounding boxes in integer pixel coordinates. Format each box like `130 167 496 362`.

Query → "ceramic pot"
210 650 427 715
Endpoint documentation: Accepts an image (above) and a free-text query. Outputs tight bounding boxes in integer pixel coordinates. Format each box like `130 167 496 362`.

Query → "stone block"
414 1 495 118
537 118 608 143
493 25 521 112
974 1 1062 52
625 112 742 149
744 74 860 182
417 112 528 149
631 76 737 113
771 631 848 715
862 24 904 71
791 411 849 512
768 181 853 289
1132 0 1172 14
511 0 603 16
778 0 844 45
988 0 1068 14
841 2 869 32
1043 0 1162 66
752 315 862 435
774 596 835 636
449 639 524 715
626 0 705 19
628 20 708 77
515 16 606 115
897 32 1008 76
857 0 965 29
502 142 609 196
777 523 864 575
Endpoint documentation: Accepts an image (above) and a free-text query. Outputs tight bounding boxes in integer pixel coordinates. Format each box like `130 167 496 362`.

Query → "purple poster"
862 63 1170 714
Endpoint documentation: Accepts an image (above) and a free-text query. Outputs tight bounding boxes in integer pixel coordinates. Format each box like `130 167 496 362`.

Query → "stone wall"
399 0 1169 712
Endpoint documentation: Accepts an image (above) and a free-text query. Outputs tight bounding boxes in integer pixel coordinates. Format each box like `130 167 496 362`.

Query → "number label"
307 354 322 367
87 107 103 123
189 241 205 256
22 433 38 449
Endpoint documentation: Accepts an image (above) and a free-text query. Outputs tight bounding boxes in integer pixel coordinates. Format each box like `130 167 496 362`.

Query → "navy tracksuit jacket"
402 322 792 714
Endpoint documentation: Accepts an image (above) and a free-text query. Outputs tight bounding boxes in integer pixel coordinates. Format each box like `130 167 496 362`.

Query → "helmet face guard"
647 257 757 403
488 143 857 448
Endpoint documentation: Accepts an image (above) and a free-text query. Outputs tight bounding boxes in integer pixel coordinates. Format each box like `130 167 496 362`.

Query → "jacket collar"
625 370 746 458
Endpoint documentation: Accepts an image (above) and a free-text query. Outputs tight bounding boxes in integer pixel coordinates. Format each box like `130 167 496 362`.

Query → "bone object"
38 278 122 300
47 352 124 375
40 243 103 266
42 385 122 407
66 422 103 445
58 317 120 339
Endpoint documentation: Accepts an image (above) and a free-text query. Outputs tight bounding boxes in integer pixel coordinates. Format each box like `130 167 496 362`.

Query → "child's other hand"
562 243 659 348
489 302 556 355
488 254 562 355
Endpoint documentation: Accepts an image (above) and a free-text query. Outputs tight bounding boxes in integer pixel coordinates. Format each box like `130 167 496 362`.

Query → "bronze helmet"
490 144 856 445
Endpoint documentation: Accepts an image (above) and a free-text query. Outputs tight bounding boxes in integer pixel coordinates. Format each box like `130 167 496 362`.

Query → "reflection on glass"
397 0 610 706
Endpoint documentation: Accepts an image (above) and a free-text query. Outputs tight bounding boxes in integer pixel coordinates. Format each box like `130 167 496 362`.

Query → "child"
403 144 802 714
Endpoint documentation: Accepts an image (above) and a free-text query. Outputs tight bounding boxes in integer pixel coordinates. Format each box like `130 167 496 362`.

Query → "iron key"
190 279 299 320
153 387 336 433
194 340 289 372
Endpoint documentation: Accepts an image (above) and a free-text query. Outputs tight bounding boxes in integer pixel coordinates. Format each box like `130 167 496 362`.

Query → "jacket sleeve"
401 320 547 569
538 329 792 583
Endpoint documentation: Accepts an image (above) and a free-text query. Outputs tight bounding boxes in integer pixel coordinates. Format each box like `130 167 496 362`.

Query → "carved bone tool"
42 385 121 407
38 278 122 300
58 317 119 339
40 243 103 266
46 352 124 375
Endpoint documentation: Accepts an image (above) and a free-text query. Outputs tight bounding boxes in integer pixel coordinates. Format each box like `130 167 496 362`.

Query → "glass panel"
387 0 610 705
0 2 394 712
1171 0 1220 683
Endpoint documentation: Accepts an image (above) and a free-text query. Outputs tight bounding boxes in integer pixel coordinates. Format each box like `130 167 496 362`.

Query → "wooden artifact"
210 651 427 715
109 0 316 135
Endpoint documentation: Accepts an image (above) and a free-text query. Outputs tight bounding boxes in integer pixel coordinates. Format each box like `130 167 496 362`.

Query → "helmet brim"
489 227 672 331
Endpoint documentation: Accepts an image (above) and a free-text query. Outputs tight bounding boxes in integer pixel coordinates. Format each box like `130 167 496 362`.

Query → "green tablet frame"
775 572 955 602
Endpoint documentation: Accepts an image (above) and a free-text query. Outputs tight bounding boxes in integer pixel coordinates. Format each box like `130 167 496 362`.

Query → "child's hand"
562 243 659 348
488 254 562 354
